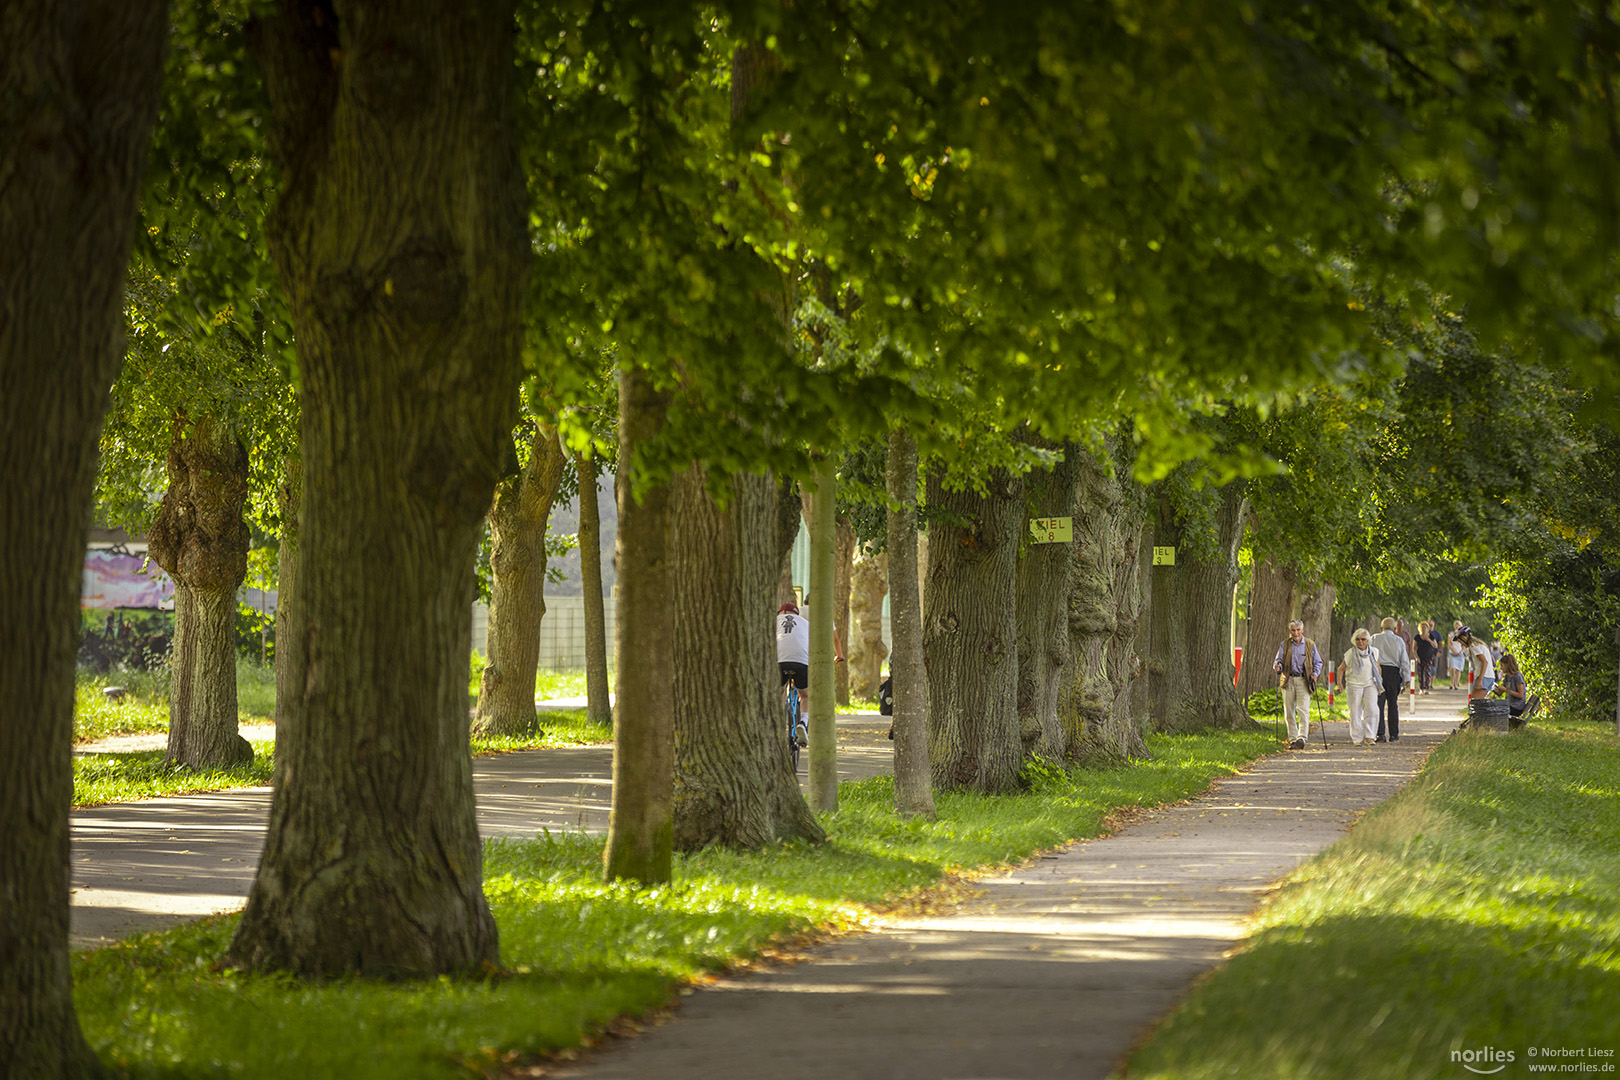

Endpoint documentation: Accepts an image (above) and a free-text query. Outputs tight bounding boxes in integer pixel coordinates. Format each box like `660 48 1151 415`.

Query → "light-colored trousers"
1347 684 1380 743
1283 678 1313 742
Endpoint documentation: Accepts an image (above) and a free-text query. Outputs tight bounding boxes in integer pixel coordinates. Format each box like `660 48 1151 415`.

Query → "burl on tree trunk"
925 466 1024 794
226 0 528 977
1 1 165 1074
671 468 824 850
148 415 255 771
473 421 567 738
1059 442 1152 765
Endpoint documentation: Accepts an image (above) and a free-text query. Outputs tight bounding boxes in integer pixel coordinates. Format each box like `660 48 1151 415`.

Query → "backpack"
878 675 894 716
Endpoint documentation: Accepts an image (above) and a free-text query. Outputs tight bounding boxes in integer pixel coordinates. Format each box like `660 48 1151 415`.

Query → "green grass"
73 728 1279 1080
1122 718 1620 1080
72 709 604 807
75 658 278 743
534 667 618 701
74 748 276 806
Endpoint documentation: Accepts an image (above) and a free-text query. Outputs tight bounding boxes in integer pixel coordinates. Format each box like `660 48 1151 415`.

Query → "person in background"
1495 653 1527 716
1368 617 1411 742
1272 620 1324 750
1446 619 1467 690
1338 628 1383 746
1413 620 1439 694
1395 618 1414 662
1458 625 1495 699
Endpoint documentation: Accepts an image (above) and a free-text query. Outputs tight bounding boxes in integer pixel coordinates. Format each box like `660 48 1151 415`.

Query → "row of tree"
9 2 1620 1076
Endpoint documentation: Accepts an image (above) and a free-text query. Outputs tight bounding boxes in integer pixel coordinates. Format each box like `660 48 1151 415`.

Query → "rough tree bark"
775 475 801 605
834 515 855 705
1299 581 1336 668
226 0 529 977
603 366 674 884
1016 442 1080 761
848 548 888 700
473 422 567 738
577 449 612 727
1061 445 1152 765
886 429 935 819
0 3 165 1074
147 416 255 771
925 466 1024 793
1239 553 1296 703
671 468 824 849
1146 483 1254 733
274 456 302 732
807 458 839 811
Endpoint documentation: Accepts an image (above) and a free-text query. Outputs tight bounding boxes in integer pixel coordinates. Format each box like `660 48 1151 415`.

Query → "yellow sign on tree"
1029 516 1073 544
1152 546 1177 566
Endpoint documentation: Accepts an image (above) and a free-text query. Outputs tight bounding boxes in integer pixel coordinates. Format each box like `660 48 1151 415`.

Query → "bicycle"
785 683 805 770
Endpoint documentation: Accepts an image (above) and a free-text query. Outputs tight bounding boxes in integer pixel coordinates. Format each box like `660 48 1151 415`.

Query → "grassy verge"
74 749 277 806
74 728 1278 1080
75 658 278 743
1122 718 1620 1080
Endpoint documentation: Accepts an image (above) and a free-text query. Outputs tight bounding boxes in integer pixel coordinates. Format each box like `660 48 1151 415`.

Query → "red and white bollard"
1409 673 1417 711
1327 669 1336 707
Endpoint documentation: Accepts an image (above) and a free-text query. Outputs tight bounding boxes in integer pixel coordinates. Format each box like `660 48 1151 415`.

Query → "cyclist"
776 602 844 746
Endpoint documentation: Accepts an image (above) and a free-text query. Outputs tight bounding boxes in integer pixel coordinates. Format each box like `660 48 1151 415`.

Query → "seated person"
1495 653 1528 715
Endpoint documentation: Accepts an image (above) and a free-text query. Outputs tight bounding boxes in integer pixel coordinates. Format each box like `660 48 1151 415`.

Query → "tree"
1015 440 1081 761
575 445 613 727
473 416 568 738
1146 477 1253 732
603 366 675 883
224 0 529 977
886 429 935 819
671 467 824 848
0 2 166 1074
924 465 1025 793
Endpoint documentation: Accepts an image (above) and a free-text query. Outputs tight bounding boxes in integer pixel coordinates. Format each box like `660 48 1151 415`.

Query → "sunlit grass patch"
74 748 275 807
74 670 170 743
1123 718 1620 1080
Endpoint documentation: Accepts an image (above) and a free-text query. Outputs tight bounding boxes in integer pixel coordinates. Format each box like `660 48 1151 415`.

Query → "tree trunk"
1146 483 1254 733
227 0 528 977
886 430 935 819
848 548 888 701
775 475 801 605
473 423 567 738
1239 554 1296 704
671 468 824 850
147 415 254 771
577 449 612 727
1016 442 1080 762
1060 442 1152 764
924 466 1024 793
807 458 839 811
1299 578 1336 675
275 455 302 732
603 366 674 884
0 4 164 1075
834 515 856 705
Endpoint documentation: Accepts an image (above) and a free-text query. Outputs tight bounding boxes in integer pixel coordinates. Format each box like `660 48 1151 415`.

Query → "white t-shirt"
776 612 810 666
1468 641 1495 681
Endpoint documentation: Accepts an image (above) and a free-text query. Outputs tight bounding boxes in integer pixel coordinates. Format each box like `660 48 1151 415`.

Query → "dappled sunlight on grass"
74 749 275 807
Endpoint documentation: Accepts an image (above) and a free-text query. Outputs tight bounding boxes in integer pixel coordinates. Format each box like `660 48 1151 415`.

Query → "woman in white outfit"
1338 628 1383 746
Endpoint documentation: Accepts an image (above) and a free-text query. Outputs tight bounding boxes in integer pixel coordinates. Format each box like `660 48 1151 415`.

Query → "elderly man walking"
1368 617 1412 742
1272 620 1324 749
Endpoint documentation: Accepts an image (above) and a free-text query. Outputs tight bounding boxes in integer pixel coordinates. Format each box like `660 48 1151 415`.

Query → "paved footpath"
552 692 1466 1080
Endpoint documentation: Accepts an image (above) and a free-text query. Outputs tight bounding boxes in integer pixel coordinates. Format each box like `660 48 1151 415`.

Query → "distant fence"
474 596 891 675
